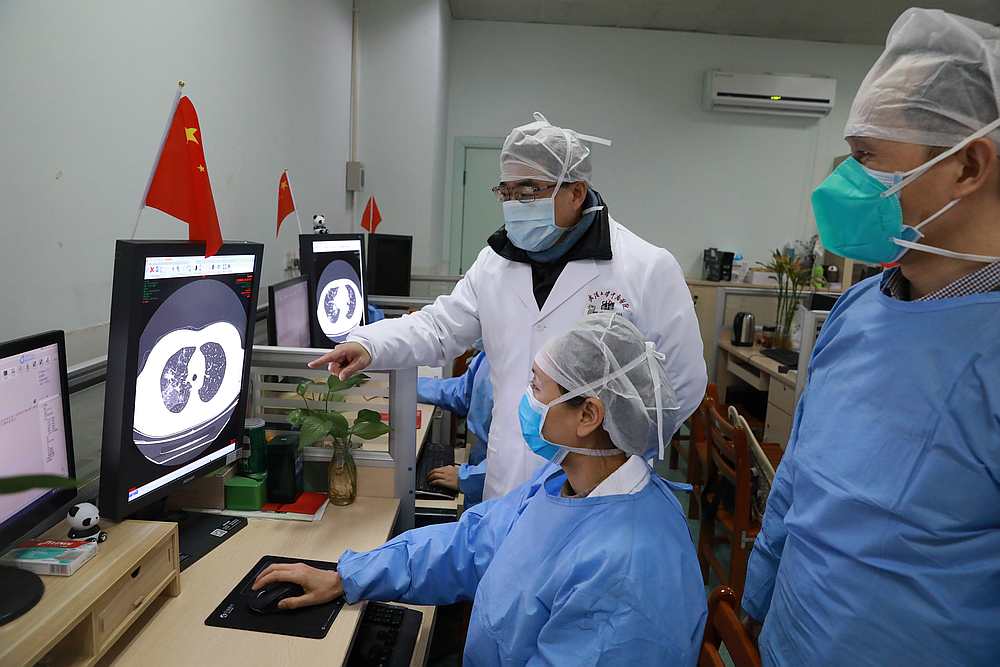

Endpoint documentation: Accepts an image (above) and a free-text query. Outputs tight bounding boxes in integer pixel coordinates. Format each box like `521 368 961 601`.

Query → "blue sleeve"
366 304 385 323
458 460 487 506
415 354 481 416
741 391 802 621
337 485 522 606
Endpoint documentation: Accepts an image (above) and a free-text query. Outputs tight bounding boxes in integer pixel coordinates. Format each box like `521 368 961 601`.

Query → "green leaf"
351 421 391 440
299 414 333 448
355 409 382 424
296 382 310 397
328 411 351 438
0 475 77 495
287 409 306 428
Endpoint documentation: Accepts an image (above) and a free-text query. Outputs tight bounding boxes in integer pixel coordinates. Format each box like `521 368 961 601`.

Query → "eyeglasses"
490 182 558 203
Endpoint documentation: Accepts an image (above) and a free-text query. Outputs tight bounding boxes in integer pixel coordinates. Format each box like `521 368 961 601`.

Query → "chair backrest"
699 586 762 667
705 396 753 525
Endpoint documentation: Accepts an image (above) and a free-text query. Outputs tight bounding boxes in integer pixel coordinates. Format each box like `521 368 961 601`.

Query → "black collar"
487 190 613 265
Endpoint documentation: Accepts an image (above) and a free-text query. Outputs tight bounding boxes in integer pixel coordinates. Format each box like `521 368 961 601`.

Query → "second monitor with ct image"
299 234 369 348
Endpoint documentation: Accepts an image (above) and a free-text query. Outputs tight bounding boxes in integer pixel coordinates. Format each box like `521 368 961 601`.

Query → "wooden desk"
97 498 435 667
717 336 798 447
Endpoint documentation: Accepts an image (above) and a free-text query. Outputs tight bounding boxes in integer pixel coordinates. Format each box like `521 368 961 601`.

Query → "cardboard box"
166 463 237 510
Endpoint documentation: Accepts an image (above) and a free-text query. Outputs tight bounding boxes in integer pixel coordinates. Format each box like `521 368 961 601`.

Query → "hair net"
500 112 612 186
845 8 1000 147
535 312 679 458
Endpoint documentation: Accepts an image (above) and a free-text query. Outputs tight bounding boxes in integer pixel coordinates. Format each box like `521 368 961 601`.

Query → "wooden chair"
697 395 758 600
699 586 762 667
668 385 718 519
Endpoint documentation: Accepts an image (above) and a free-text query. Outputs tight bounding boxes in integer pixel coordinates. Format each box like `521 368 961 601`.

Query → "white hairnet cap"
535 312 679 458
845 8 1000 147
500 112 612 186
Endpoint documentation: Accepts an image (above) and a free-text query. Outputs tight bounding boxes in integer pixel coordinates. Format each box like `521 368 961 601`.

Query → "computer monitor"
0 330 76 624
99 241 263 522
267 277 310 348
298 234 369 348
367 233 412 297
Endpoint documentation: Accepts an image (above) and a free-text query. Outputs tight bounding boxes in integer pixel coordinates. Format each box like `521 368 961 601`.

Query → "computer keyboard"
415 442 457 499
761 347 799 370
346 602 423 667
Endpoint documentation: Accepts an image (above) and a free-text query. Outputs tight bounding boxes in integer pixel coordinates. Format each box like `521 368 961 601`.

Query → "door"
459 147 503 272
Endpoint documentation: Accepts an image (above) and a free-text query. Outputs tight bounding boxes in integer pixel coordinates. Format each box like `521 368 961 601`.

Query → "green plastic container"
225 474 267 511
240 418 267 475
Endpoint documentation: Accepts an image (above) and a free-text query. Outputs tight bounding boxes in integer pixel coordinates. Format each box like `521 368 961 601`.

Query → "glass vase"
326 437 357 506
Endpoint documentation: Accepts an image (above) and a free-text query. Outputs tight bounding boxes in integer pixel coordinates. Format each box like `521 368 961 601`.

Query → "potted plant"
287 374 390 506
758 249 819 350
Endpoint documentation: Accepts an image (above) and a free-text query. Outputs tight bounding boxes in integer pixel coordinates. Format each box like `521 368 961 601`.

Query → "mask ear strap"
885 116 1000 197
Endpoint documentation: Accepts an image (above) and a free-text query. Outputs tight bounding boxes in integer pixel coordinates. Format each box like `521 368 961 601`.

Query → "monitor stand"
0 565 44 626
136 500 248 571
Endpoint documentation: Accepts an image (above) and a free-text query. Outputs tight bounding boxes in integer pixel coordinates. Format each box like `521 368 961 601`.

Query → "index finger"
308 349 341 369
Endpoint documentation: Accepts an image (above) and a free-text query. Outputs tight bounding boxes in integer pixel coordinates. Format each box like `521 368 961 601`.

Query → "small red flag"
144 96 223 257
361 196 382 233
276 171 296 237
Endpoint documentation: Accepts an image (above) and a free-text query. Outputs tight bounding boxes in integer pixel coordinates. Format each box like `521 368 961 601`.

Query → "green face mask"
811 117 1000 267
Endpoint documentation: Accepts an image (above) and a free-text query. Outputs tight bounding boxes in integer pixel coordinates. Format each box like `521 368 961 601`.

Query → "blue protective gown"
339 463 707 665
417 352 493 505
367 304 385 323
743 274 1000 667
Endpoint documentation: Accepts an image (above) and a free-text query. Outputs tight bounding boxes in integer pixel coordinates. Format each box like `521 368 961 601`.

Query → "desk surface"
98 498 434 667
718 336 797 388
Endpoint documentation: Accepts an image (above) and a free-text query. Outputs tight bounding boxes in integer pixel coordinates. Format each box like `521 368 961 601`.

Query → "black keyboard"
346 602 423 667
415 442 457 499
761 347 799 370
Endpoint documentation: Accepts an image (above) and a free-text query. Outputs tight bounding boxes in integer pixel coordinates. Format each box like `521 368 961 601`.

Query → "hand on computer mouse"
252 563 344 610
427 465 460 491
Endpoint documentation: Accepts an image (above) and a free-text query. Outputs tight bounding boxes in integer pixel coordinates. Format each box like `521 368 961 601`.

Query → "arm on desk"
338 483 521 606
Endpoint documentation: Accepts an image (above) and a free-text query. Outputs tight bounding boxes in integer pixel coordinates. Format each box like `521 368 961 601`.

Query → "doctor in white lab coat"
312 113 706 500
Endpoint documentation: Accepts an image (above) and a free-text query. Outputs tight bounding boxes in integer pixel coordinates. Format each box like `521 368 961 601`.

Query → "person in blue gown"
743 9 1000 666
417 347 492 506
253 313 707 665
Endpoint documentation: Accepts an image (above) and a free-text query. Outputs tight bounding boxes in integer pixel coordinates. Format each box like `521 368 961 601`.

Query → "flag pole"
131 80 186 239
286 169 304 234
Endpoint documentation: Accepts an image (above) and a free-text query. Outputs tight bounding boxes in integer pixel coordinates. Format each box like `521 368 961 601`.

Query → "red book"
261 491 327 515
276 170 296 237
144 96 223 257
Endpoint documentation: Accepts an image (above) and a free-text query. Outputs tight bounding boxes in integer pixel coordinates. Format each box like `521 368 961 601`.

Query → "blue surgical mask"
518 388 620 464
812 118 1000 266
503 196 564 252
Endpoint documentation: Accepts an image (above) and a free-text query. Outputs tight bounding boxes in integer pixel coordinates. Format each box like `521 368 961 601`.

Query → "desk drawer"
726 357 769 391
93 536 177 651
764 403 794 446
768 380 797 415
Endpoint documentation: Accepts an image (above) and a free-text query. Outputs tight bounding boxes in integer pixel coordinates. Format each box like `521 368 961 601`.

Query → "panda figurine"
312 214 328 234
67 502 102 540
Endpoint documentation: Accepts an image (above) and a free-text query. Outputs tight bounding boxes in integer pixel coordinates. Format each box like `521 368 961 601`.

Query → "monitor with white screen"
267 277 310 347
298 234 369 348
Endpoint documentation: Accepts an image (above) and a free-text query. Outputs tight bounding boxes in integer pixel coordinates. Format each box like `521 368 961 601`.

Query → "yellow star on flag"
197 164 206 173
280 181 288 189
185 127 199 144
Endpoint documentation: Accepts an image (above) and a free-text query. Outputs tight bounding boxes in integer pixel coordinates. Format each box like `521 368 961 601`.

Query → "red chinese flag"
276 171 295 237
144 96 223 257
361 196 382 233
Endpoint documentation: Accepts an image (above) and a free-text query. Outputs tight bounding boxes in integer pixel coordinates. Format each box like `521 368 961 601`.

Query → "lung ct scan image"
133 279 247 466
316 259 364 342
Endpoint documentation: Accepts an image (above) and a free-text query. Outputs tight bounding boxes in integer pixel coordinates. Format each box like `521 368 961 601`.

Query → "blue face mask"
503 196 564 252
518 388 620 465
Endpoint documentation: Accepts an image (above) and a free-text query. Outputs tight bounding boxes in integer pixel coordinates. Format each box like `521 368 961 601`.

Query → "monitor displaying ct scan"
298 234 369 348
100 241 263 521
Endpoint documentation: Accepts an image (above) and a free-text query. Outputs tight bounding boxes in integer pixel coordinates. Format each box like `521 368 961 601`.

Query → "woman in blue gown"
253 313 706 665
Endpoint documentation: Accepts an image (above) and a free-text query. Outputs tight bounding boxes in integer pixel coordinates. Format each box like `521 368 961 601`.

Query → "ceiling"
449 0 1000 45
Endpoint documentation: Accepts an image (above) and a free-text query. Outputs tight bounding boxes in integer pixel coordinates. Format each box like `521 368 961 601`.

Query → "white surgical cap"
535 312 679 458
500 112 612 186
845 8 1000 147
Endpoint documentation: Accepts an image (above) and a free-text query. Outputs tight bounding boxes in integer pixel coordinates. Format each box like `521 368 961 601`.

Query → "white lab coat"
349 218 706 500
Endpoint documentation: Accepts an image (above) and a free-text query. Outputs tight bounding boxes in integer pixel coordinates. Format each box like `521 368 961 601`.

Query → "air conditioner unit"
704 70 836 119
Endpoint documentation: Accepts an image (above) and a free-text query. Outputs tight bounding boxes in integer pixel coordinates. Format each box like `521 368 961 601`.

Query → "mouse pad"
204 555 345 639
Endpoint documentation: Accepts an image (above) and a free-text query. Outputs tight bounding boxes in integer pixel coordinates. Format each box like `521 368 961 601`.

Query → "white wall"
444 20 884 276
357 0 451 275
0 0 355 362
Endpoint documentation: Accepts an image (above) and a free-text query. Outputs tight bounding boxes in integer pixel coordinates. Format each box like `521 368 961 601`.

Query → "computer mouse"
247 581 305 614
